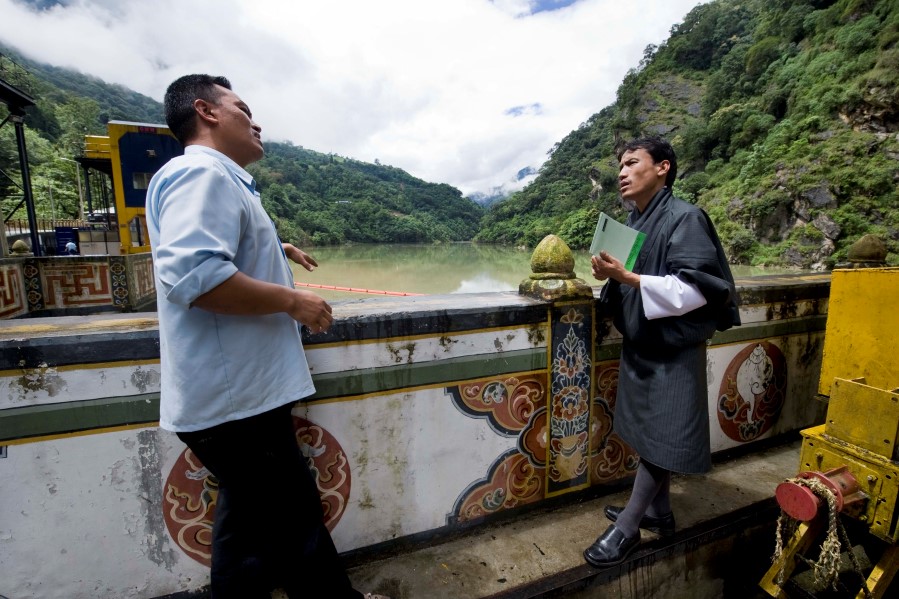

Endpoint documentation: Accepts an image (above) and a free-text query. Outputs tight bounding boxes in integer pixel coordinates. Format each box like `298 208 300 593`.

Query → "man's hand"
192 272 333 332
591 251 640 288
282 243 318 272
287 289 333 334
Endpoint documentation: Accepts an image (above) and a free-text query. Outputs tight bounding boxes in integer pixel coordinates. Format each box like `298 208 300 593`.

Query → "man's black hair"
164 74 232 145
617 136 678 188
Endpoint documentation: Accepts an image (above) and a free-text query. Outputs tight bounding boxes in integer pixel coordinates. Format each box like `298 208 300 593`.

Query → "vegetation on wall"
477 0 899 269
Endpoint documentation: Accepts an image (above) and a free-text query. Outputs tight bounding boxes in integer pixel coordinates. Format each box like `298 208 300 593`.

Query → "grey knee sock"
647 470 671 518
615 460 670 537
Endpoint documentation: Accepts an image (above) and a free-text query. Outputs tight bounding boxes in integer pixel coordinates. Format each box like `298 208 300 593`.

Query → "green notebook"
589 212 646 271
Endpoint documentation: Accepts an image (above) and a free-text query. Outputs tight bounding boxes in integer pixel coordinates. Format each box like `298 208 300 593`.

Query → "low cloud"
1 0 705 196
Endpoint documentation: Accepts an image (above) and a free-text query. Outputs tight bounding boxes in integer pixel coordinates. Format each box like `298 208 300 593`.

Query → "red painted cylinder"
774 466 860 522
775 480 822 521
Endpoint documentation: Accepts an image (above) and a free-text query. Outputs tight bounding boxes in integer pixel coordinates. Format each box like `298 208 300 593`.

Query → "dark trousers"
177 403 362 599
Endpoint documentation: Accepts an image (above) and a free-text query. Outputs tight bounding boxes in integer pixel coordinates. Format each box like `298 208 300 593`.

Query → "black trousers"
177 403 362 599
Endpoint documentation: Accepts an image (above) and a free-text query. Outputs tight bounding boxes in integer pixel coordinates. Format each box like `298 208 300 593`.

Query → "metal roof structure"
0 52 40 255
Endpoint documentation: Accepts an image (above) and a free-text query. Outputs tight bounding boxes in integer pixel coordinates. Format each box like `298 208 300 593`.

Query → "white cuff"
640 274 707 320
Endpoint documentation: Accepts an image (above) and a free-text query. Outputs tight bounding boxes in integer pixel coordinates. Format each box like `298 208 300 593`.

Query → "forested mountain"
0 44 483 245
477 0 899 269
4 0 898 265
250 143 482 244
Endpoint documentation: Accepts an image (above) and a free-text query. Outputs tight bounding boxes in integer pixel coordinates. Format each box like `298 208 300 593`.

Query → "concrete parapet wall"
0 275 829 598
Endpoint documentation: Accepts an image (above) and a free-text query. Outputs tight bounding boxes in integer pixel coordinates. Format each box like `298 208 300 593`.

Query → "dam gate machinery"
761 267 899 598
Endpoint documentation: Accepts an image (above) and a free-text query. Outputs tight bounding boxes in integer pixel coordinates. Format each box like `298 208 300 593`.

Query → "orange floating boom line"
294 281 425 297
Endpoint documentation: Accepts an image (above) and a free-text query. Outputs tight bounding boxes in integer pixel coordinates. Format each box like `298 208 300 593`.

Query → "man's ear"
656 159 670 178
194 98 217 125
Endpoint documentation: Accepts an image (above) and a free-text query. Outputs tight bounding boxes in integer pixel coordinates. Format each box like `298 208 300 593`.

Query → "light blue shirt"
146 145 315 432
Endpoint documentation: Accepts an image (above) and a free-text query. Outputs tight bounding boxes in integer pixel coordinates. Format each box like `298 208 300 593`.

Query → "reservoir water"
290 243 799 302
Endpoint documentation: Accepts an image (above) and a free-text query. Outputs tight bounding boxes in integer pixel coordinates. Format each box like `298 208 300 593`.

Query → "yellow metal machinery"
761 267 899 598
81 121 181 254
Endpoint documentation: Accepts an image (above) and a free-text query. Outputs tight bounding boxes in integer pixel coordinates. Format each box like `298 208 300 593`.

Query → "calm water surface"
291 243 798 302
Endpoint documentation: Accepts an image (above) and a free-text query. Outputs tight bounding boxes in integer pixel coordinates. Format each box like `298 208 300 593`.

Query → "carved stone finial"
519 234 593 301
846 234 887 266
10 239 32 256
530 234 575 279
834 234 890 269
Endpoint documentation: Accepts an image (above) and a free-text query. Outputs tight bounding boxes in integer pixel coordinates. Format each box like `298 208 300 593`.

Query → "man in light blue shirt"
147 74 371 599
148 138 319 431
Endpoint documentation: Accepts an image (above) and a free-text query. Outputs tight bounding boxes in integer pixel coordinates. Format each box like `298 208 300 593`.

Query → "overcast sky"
1 0 705 197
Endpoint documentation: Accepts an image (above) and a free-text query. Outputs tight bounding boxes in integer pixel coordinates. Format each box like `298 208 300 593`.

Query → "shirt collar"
184 145 257 193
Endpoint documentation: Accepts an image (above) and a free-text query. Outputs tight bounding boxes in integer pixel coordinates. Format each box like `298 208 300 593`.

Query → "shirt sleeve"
640 274 708 320
152 163 243 307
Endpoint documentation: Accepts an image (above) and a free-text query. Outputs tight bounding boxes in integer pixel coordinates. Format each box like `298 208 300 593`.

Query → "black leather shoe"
604 505 676 536
583 524 640 568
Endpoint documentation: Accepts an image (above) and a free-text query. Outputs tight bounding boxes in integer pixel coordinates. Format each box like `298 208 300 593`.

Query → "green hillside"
477 0 899 269
250 142 482 245
0 44 482 245
5 0 898 266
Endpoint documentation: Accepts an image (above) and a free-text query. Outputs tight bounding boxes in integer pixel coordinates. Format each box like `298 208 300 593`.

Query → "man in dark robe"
583 136 740 568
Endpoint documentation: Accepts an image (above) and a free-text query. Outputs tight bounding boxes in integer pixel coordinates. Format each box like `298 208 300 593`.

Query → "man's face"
208 85 264 168
618 148 668 211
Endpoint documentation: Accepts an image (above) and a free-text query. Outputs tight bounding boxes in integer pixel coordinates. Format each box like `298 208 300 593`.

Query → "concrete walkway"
347 439 802 599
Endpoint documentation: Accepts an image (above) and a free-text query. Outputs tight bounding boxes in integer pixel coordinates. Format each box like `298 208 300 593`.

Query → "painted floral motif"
449 449 544 524
551 385 589 432
23 261 42 310
594 363 618 407
549 431 589 481
163 450 216 564
553 327 590 383
590 362 639 484
449 375 545 436
162 416 351 566
451 301 595 515
110 257 129 306
294 417 351 527
559 307 584 324
548 318 592 488
517 407 548 468
589 395 614 454
591 435 640 484
26 289 42 308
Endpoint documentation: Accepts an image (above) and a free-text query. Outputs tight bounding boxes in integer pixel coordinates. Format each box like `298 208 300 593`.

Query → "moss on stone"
530 235 575 276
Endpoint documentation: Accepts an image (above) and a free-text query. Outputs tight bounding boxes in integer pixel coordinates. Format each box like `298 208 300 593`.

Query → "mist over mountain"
469 166 538 207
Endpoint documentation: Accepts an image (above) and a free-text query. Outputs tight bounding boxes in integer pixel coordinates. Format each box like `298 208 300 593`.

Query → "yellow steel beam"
759 520 824 597
858 544 899 598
